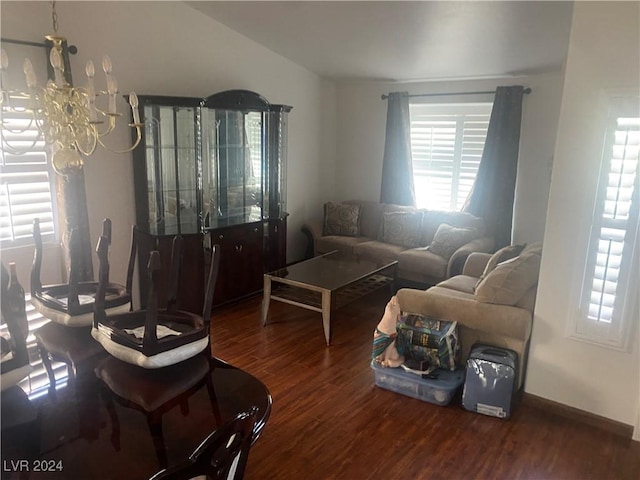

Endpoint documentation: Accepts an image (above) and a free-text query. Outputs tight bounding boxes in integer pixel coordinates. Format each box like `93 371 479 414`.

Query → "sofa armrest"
301 220 324 259
462 252 492 277
446 236 495 277
396 286 532 343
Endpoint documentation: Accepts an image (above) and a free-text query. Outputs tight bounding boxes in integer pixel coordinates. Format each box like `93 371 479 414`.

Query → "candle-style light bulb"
49 48 64 86
23 58 37 88
85 60 98 122
102 55 112 75
129 92 140 124
85 60 95 79
49 48 63 70
0 49 8 71
0 49 8 104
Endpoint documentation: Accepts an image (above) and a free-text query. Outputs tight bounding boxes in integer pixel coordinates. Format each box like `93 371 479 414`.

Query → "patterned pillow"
323 202 361 236
427 223 478 260
380 211 422 248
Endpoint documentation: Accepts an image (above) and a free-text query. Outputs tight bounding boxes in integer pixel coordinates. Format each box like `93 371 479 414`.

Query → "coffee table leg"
321 289 331 346
261 275 271 326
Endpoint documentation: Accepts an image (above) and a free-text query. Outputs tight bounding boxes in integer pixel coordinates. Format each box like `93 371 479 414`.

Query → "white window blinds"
576 105 639 349
409 102 492 211
1 109 57 245
0 296 69 399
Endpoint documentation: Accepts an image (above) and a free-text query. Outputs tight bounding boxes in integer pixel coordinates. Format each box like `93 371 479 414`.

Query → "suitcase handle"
481 348 509 357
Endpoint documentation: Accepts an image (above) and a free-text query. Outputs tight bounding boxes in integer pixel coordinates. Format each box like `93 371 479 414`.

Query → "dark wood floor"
211 290 640 480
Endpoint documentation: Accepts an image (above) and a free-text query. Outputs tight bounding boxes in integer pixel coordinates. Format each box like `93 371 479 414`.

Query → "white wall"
529 2 639 427
1 1 336 293
333 73 564 245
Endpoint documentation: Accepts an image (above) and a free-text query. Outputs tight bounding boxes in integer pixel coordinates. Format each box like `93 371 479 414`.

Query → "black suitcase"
462 344 518 419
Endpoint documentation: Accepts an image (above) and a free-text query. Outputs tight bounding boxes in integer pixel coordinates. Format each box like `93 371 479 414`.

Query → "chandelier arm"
0 129 42 155
95 124 142 154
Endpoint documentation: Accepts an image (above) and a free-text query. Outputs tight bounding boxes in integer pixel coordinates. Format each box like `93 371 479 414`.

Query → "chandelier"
0 1 142 176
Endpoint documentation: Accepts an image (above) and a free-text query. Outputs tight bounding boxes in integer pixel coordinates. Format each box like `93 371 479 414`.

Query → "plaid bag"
396 314 459 371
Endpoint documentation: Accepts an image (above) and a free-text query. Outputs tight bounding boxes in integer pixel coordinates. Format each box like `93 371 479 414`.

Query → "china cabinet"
132 91 291 310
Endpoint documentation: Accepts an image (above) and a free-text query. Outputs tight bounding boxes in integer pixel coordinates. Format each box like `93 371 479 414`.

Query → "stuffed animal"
372 296 404 368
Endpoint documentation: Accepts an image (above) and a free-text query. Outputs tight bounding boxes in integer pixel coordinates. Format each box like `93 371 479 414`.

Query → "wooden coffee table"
261 251 397 345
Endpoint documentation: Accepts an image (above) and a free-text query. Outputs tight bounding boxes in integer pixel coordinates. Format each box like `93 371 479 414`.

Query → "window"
1 106 57 246
1 102 61 399
409 102 492 211
0 295 68 399
575 99 639 350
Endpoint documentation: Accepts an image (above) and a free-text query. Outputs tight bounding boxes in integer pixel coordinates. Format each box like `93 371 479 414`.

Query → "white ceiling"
187 1 574 83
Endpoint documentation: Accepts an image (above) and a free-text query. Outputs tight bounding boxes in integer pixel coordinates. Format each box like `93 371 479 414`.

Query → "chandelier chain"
51 1 58 33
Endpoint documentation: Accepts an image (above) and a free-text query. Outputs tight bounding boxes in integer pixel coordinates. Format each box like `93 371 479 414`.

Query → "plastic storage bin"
371 361 465 406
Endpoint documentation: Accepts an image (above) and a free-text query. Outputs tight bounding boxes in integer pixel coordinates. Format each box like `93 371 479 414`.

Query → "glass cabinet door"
201 90 292 229
201 109 263 225
141 101 200 235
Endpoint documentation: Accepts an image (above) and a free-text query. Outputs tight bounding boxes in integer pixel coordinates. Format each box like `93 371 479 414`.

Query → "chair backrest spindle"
30 218 43 296
166 236 183 312
143 251 162 350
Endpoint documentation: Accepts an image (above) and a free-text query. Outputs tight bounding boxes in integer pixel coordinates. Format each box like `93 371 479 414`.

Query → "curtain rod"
1 37 78 54
381 87 531 100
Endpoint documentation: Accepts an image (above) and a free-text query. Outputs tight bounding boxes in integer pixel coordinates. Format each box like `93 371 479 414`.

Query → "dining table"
0 352 272 480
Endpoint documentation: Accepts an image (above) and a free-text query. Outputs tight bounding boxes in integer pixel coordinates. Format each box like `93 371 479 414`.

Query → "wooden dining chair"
92 232 220 368
148 407 259 480
32 219 135 395
31 218 133 327
96 352 222 469
1 262 32 391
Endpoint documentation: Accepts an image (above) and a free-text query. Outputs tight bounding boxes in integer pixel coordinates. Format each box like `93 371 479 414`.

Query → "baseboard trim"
522 392 635 440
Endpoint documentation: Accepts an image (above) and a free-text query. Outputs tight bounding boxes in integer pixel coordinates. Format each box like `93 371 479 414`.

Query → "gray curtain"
464 86 525 249
380 92 415 206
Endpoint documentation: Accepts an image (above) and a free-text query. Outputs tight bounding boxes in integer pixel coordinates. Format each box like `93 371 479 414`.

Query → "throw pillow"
380 211 422 248
323 202 361 236
474 244 526 291
475 252 542 306
427 223 478 260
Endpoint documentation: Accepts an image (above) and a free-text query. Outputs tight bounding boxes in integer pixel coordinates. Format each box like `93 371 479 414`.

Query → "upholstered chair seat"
92 233 220 369
31 218 132 327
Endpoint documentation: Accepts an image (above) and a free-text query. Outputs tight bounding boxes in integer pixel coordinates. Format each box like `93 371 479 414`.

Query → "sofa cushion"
353 240 406 263
475 244 526 290
323 202 360 236
427 223 479 260
420 211 485 246
315 235 371 255
397 248 449 280
436 275 478 295
521 241 543 256
344 200 385 240
380 211 423 248
475 252 542 306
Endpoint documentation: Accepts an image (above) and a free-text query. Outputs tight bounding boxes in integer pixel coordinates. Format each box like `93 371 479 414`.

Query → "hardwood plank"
210 291 640 480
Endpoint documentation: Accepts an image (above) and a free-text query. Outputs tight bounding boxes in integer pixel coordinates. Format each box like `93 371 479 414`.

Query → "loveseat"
301 200 494 286
396 243 543 389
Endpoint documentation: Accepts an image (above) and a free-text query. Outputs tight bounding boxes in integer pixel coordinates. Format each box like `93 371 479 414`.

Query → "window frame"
570 95 639 351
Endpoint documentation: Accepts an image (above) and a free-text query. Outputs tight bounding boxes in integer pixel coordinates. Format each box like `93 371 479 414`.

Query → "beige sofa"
301 200 494 286
396 243 542 389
